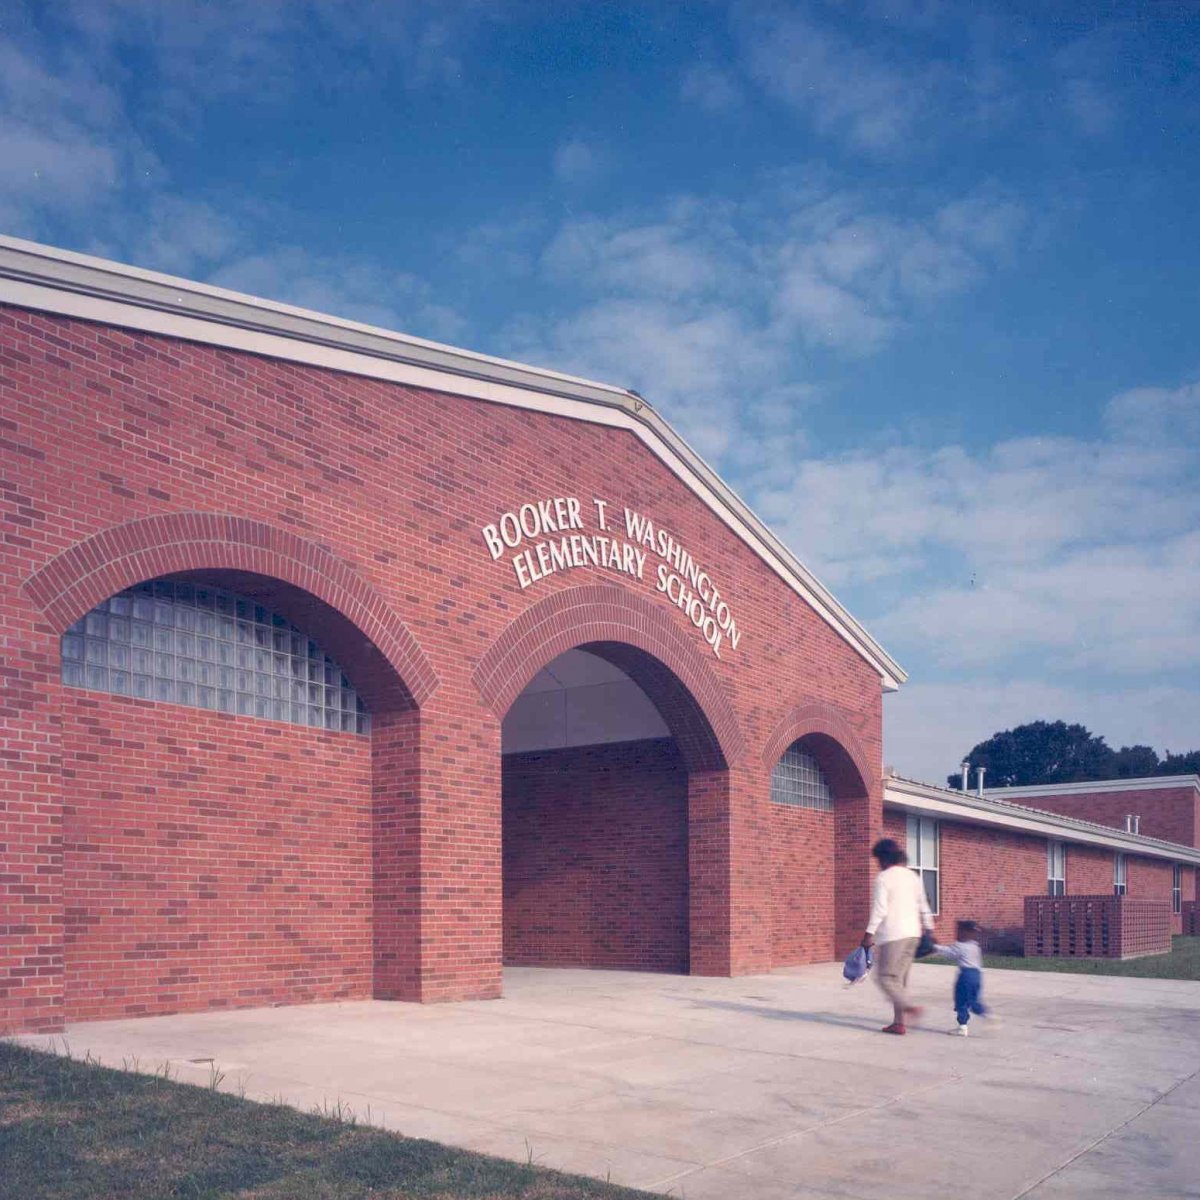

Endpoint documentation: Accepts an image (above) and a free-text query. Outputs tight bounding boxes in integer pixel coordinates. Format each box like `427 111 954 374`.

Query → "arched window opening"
770 742 833 811
61 579 369 733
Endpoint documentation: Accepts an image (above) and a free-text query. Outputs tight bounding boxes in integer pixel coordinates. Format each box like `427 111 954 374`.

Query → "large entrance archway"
501 647 690 972
476 583 743 978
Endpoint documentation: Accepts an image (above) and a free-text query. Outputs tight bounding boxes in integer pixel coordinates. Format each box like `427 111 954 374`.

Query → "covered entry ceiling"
502 648 669 754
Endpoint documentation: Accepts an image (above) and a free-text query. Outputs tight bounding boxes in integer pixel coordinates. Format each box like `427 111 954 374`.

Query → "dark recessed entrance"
501 647 689 973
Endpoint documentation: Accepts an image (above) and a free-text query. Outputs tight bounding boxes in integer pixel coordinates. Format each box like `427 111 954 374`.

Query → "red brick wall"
771 805 835 965
1005 786 1199 849
882 810 907 855
62 692 373 1022
1127 856 1171 899
1 304 885 1032
502 738 688 972
936 822 1048 953
1065 844 1115 894
1125 855 1190 934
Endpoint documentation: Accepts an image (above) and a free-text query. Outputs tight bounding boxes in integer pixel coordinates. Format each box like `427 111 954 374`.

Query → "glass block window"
770 744 833 811
61 580 369 734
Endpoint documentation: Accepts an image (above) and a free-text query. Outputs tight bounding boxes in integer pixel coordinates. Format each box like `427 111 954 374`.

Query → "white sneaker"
955 1024 969 1037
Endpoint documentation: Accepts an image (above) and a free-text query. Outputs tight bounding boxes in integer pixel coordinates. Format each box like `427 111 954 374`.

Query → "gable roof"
0 234 905 690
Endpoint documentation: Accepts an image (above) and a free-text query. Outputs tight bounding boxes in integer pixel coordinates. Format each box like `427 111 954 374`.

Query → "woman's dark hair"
871 837 907 868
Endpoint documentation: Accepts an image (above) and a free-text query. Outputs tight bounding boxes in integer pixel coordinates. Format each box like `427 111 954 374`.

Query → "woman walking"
861 837 934 1035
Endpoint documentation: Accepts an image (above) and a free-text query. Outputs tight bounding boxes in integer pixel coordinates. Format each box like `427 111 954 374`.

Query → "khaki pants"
875 937 919 1010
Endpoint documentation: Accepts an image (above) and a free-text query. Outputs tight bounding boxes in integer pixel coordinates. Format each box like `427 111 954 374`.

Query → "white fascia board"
884 781 1200 865
0 235 905 691
985 776 1200 800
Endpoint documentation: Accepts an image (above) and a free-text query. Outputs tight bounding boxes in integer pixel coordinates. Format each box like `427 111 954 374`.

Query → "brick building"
1 237 1195 1036
885 776 1200 950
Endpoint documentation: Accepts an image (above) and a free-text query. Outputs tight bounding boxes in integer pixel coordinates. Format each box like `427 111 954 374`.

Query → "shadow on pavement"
690 999 886 1031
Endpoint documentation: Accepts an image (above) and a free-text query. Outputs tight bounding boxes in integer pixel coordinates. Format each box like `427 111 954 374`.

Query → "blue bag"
843 945 873 983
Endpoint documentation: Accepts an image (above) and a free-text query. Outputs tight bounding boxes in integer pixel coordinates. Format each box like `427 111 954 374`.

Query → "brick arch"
23 512 438 709
762 701 874 799
472 583 744 772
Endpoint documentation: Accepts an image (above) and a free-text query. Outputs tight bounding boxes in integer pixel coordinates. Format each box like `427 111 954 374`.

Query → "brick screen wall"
1 304 884 1033
771 805 835 966
1025 896 1172 959
61 692 373 1022
502 738 688 972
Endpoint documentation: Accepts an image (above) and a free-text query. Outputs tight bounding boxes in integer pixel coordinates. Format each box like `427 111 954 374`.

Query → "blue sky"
3 1 1199 781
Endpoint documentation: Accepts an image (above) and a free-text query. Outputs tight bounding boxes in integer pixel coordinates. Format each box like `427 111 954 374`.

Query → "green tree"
948 720 1115 788
1111 744 1161 778
1159 750 1200 776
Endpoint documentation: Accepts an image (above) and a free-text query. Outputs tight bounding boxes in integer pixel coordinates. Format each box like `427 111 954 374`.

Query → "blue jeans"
954 968 987 1025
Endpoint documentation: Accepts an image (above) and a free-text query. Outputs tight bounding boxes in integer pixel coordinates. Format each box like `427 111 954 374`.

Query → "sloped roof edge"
986 775 1200 799
0 234 906 689
885 774 1200 865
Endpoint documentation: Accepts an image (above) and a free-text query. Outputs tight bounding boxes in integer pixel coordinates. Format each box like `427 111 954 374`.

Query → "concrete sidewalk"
13 963 1200 1199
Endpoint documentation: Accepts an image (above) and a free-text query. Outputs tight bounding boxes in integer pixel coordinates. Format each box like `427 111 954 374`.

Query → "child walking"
935 920 988 1036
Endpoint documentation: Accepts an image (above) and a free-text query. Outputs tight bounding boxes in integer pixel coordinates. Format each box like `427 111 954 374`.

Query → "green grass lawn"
0 1042 652 1200
929 935 1200 980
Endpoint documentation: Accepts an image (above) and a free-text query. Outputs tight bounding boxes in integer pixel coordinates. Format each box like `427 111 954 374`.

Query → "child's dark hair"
956 919 980 938
871 838 907 868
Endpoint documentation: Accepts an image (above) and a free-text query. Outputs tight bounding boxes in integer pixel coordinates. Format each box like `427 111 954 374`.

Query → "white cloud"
0 122 119 230
502 184 1025 470
0 13 465 341
59 0 499 114
747 379 1200 778
770 198 1026 352
0 37 128 231
542 215 729 297
680 63 743 114
721 2 1134 158
553 138 604 187
119 196 242 277
1052 31 1121 140
759 380 1200 596
877 531 1200 675
730 3 934 152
